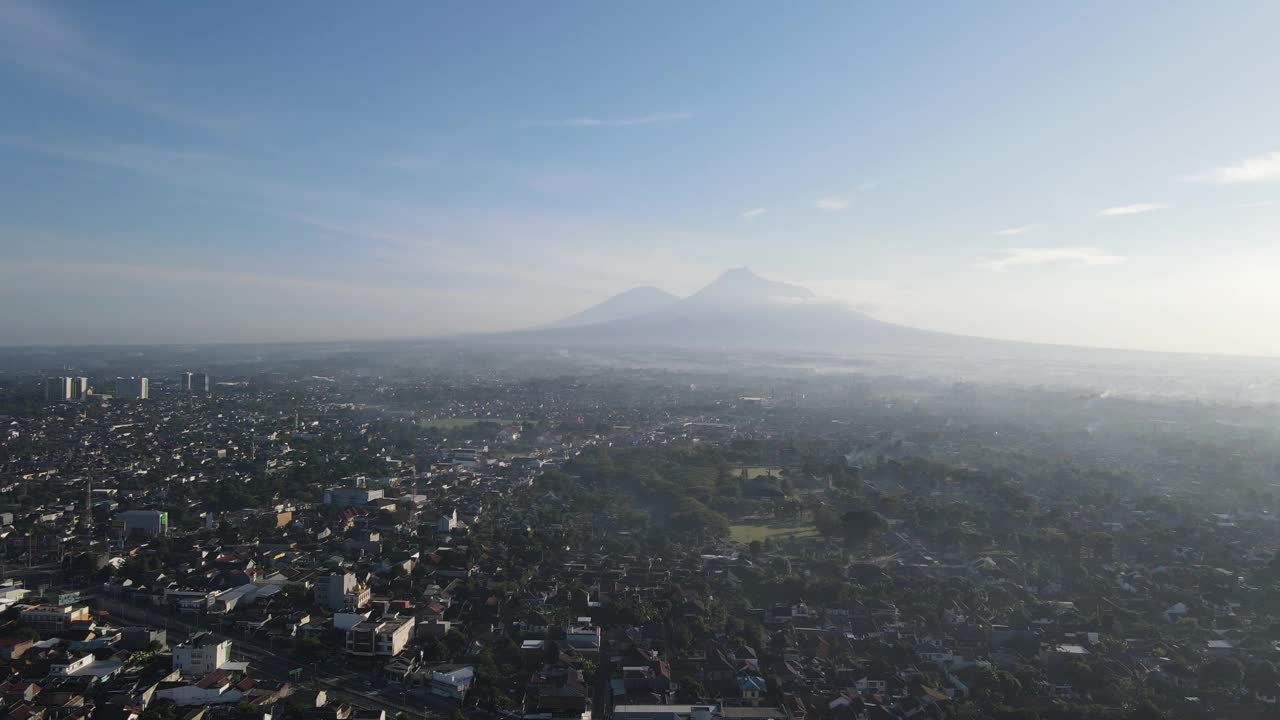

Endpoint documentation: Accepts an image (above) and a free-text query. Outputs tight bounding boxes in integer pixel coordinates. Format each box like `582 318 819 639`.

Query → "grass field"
729 519 818 543
419 417 515 429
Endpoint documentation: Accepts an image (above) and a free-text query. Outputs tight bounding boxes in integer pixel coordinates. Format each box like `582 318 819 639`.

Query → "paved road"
0 561 63 581
593 635 611 720
90 594 438 720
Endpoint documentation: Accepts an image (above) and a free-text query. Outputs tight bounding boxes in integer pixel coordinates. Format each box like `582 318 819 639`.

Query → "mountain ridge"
552 285 678 327
491 267 1223 363
681 267 815 307
525 267 981 355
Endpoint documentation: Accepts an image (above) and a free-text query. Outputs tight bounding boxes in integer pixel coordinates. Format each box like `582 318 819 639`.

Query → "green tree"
444 628 468 657
839 508 888 546
1200 656 1244 687
1245 660 1279 692
297 636 324 662
141 701 178 720
670 623 693 651
422 637 447 661
1126 702 1166 720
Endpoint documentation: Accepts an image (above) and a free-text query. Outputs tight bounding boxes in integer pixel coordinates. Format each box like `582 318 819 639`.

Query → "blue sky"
2 1 1279 353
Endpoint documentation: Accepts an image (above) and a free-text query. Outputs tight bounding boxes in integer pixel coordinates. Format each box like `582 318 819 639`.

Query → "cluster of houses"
6 365 1280 720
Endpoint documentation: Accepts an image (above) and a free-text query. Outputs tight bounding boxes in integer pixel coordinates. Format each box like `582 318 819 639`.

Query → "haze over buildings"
114 376 149 400
4 7 1280 719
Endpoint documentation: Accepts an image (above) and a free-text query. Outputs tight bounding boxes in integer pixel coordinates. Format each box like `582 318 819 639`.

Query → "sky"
2 1 1279 355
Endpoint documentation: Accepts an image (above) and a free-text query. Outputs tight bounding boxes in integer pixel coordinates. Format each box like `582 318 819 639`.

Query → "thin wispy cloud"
382 153 435 172
742 207 767 221
813 182 875 213
0 135 232 178
535 112 695 128
0 0 126 83
0 134 377 221
1098 203 1170 217
0 132 710 297
0 257 467 303
0 256 487 344
0 0 243 131
976 246 1126 272
1182 151 1280 184
522 169 604 195
1240 200 1274 208
993 224 1038 236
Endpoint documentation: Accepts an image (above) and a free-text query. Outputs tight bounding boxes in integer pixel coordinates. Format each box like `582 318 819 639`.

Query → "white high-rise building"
115 377 149 400
71 377 89 400
179 372 193 393
45 377 72 402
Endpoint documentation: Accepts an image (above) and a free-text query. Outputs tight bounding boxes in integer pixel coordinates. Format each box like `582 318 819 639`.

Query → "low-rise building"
323 487 384 508
173 633 232 675
427 665 474 703
115 510 169 536
614 705 718 720
314 573 371 611
120 627 167 651
564 619 601 653
345 615 414 658
20 605 90 634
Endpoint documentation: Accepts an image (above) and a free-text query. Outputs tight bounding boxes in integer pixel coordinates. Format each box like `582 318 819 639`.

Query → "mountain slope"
482 268 1238 367
681 266 814 307
510 268 994 355
552 286 678 327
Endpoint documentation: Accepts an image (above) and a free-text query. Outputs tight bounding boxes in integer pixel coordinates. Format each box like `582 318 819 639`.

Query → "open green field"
418 417 515 429
729 519 818 543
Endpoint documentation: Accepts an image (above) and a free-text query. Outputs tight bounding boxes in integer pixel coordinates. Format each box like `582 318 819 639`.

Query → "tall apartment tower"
82 476 93 528
71 377 89 400
45 377 72 402
115 377 150 400
180 372 193 393
191 372 210 394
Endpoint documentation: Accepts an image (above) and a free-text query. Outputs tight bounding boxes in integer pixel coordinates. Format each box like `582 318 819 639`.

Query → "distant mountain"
552 286 678 327
468 267 1250 369
681 266 814 307
510 268 997 355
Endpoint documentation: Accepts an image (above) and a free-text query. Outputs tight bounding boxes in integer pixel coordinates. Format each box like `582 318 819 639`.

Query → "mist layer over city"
3 4 1280 720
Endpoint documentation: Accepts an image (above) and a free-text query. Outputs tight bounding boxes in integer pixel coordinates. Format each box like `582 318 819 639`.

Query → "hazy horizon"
3 1 1279 355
